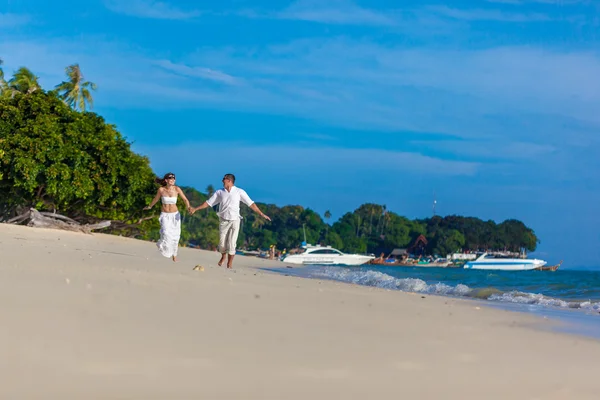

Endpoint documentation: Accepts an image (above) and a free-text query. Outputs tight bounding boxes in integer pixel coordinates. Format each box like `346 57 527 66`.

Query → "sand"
1 223 600 399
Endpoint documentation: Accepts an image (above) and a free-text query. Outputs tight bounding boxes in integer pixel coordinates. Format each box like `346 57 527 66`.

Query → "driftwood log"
7 208 111 234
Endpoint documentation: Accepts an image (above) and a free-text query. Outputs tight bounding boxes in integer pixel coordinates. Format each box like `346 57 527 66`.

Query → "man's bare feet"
226 254 235 269
218 254 226 267
172 256 179 262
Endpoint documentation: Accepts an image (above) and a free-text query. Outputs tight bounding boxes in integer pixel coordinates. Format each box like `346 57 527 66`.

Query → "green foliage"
0 91 156 224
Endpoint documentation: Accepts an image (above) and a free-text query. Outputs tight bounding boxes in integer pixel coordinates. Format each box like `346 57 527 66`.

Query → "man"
191 174 271 268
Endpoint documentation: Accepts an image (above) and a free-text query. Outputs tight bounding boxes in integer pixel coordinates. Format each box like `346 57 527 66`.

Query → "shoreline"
268 264 600 340
3 223 600 399
267 266 600 340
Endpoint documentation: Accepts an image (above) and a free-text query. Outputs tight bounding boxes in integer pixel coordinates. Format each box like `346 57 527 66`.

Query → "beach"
2 223 600 399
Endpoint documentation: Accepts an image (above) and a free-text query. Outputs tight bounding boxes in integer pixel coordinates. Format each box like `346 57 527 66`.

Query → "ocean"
273 264 600 337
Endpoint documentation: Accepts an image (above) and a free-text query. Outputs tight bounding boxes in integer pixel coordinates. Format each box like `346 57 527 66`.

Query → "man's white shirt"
206 186 254 220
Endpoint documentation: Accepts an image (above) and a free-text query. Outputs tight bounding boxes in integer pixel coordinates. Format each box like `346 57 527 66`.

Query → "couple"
144 173 270 268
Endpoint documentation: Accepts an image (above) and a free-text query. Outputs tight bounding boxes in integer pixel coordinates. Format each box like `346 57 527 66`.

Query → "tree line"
0 60 539 256
171 188 538 256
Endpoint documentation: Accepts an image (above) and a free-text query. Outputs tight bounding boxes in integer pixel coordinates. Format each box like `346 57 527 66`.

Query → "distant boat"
464 253 546 271
534 260 562 271
282 244 375 266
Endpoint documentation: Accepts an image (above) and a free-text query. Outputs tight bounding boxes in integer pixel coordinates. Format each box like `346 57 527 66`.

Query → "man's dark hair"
223 173 236 184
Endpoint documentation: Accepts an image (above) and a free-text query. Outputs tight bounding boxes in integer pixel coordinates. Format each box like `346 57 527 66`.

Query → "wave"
309 267 600 313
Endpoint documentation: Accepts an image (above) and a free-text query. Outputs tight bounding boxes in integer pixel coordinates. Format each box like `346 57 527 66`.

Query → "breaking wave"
309 267 600 313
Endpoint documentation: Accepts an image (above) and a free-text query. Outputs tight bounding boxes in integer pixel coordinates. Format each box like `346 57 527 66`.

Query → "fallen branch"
6 208 112 234
6 211 30 224
28 209 110 234
39 211 79 225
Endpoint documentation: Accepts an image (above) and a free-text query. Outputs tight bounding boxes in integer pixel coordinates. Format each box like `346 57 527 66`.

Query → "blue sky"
1 0 599 267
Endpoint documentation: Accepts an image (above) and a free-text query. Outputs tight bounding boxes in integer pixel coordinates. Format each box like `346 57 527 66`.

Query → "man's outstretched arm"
192 201 211 214
250 203 271 221
191 192 220 214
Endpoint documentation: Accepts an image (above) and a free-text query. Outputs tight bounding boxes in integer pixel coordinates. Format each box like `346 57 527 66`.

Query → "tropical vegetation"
0 62 156 233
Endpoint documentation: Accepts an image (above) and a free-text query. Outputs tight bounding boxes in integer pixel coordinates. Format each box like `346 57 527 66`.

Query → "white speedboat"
464 253 546 271
282 244 375 266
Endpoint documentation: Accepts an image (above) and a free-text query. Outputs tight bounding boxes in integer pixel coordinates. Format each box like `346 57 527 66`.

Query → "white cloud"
240 0 591 29
138 143 480 191
178 38 600 142
485 0 524 4
154 60 238 85
104 0 200 20
276 0 395 26
413 140 557 161
486 0 590 4
426 5 551 22
4 34 600 152
3 27 600 193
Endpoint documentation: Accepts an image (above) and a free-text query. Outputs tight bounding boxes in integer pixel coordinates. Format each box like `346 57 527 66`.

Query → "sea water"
272 265 600 337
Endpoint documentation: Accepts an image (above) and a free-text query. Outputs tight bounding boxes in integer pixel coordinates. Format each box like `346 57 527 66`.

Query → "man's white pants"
218 218 241 255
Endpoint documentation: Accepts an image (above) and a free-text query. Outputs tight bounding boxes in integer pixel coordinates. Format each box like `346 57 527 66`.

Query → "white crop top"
161 196 177 205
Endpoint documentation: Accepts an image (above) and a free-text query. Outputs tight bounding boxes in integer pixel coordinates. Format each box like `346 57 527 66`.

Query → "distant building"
389 248 407 258
407 235 428 256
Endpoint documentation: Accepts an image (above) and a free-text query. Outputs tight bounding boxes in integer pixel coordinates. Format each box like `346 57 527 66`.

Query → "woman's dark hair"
155 172 176 186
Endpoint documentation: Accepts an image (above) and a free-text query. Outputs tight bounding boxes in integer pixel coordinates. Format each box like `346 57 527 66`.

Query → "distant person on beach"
143 172 191 262
191 173 270 268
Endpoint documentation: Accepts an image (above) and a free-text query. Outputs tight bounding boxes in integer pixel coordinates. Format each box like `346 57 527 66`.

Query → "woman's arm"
176 186 192 211
143 189 162 210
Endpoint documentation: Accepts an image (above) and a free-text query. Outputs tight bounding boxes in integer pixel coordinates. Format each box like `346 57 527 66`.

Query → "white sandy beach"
1 223 600 399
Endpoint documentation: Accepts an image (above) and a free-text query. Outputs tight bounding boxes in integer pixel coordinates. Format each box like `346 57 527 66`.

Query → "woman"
144 172 191 262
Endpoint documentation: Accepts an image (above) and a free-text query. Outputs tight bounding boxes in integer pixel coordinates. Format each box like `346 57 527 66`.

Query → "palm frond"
55 63 97 111
8 67 41 94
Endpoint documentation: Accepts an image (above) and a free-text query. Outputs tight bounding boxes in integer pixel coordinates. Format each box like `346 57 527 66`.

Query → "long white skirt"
157 212 181 258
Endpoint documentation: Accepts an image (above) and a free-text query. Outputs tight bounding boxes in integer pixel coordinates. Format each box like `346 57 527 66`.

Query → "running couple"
144 173 271 268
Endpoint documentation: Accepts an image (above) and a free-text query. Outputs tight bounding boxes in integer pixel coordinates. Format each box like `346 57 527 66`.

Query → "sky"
1 0 599 268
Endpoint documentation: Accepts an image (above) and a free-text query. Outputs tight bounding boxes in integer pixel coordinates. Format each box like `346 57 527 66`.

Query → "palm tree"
55 64 97 111
252 217 266 230
206 184 215 198
8 67 40 94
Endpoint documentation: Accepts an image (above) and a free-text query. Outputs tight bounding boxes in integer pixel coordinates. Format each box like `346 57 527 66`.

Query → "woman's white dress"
157 196 181 258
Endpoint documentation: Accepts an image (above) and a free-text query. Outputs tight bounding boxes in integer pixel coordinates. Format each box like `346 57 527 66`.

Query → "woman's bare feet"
172 256 179 262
